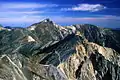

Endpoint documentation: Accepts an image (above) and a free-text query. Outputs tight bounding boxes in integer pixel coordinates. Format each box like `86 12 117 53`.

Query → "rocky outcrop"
0 19 120 80
75 24 120 53
0 55 67 80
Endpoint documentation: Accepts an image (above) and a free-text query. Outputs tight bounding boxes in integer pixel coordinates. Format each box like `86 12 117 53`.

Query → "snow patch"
28 26 36 30
27 36 35 42
53 23 59 28
67 26 76 33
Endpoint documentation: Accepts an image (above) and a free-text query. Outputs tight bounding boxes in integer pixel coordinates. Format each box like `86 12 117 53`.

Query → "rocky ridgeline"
0 19 120 80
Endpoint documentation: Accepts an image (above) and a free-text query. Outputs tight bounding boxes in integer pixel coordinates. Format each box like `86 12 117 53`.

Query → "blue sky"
0 0 120 28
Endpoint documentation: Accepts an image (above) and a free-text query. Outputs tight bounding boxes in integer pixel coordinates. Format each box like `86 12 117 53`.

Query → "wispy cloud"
0 3 58 9
0 2 119 28
0 2 58 15
62 4 106 12
0 2 58 20
0 11 44 15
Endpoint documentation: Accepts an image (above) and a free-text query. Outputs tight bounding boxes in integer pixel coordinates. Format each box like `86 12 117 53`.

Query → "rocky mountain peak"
40 18 54 24
42 18 51 22
0 20 120 80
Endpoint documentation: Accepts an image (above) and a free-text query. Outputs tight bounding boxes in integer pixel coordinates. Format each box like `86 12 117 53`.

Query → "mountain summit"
0 20 120 80
41 18 52 23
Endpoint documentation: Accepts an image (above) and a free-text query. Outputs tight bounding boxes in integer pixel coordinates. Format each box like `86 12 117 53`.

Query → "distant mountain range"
0 19 120 80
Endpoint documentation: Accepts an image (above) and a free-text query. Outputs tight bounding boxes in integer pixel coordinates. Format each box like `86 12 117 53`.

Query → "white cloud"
62 4 106 12
0 3 58 9
0 11 44 15
0 2 56 19
0 3 57 27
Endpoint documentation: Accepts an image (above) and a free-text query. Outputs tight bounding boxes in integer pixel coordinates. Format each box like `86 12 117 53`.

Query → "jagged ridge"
0 19 120 80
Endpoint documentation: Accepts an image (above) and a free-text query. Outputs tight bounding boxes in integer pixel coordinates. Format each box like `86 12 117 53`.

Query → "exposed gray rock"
74 24 120 53
0 19 120 80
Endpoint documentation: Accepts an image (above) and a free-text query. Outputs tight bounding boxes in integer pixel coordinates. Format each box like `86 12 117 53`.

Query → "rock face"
0 19 120 80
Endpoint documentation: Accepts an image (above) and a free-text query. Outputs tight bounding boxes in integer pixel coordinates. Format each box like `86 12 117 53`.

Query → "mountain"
0 19 120 80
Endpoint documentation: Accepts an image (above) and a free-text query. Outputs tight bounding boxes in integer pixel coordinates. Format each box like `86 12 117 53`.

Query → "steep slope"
75 24 120 53
0 19 120 80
